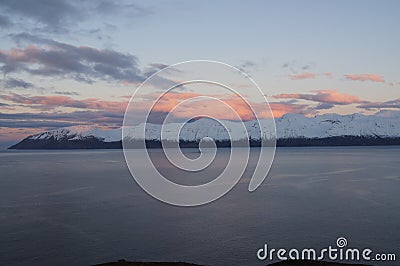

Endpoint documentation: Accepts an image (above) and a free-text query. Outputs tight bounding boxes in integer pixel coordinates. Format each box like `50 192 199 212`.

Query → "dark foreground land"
267 260 372 265
95 260 371 266
95 260 199 266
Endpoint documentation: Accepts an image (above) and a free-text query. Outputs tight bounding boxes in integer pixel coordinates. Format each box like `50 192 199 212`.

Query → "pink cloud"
0 93 128 113
273 89 366 105
1 91 313 122
268 102 309 117
344 74 384 83
289 72 317 80
145 92 312 119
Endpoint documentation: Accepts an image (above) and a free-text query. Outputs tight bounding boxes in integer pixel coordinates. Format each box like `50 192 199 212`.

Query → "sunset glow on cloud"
273 90 366 105
344 74 385 83
289 72 317 80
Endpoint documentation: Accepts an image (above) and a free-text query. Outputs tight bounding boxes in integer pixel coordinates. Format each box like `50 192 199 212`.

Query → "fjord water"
0 147 399 265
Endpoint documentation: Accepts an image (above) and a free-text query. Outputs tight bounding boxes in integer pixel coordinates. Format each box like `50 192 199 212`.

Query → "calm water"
0 147 399 265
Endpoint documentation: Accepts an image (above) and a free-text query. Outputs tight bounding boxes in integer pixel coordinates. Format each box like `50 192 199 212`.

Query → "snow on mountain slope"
276 112 400 138
29 125 122 142
123 118 275 142
25 111 400 143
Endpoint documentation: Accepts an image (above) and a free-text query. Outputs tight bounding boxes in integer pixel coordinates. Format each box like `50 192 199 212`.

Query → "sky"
0 0 399 148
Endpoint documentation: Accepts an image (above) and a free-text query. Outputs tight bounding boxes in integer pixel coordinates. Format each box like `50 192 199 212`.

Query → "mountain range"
9 111 400 149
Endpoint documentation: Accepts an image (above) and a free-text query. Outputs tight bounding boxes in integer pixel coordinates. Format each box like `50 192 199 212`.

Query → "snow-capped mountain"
122 118 274 142
276 111 400 139
28 125 122 142
9 111 400 149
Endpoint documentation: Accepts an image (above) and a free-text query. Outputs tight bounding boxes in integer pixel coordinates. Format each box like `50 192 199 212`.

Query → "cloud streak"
2 77 34 89
136 92 311 120
273 89 366 105
0 0 80 33
1 33 144 83
358 98 400 109
344 74 385 83
0 0 151 34
0 93 128 113
289 72 317 80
